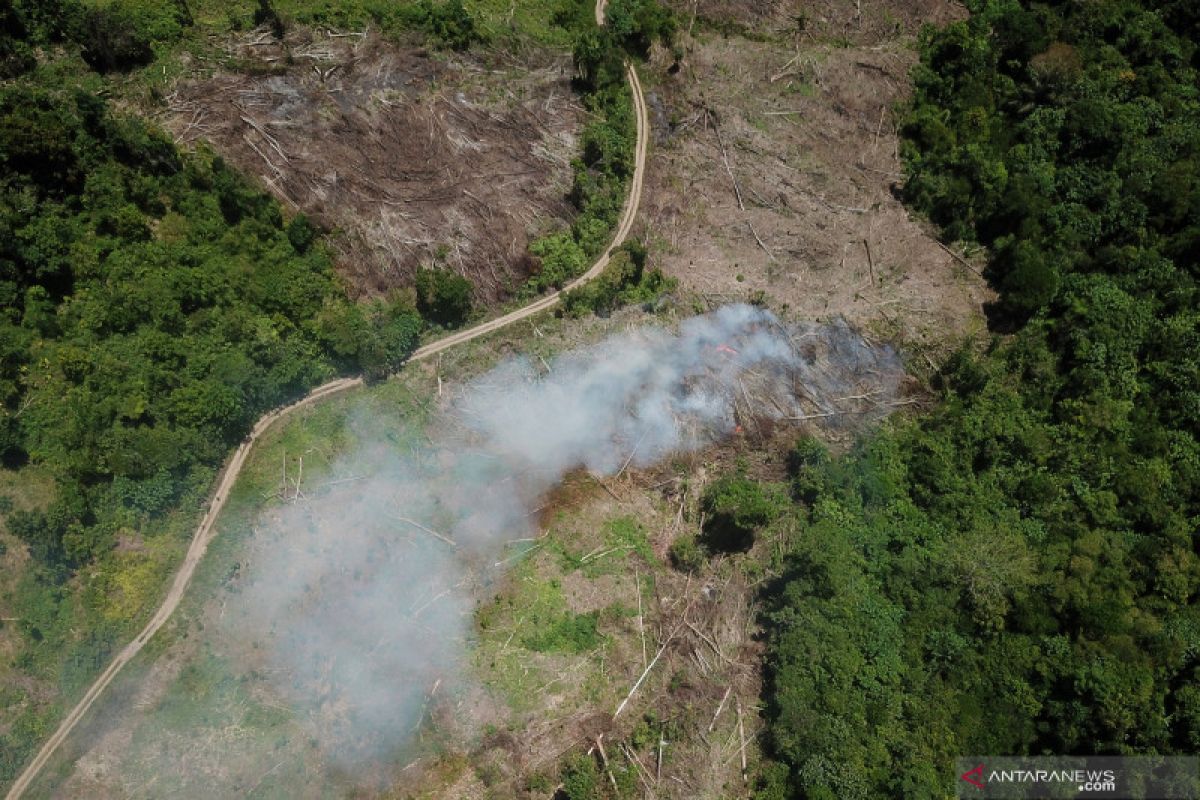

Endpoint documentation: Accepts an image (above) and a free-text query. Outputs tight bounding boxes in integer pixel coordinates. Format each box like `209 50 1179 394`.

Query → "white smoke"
216 305 901 771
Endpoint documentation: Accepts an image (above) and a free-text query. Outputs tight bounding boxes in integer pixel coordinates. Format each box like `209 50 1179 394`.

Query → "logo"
960 764 985 790
956 756 1200 798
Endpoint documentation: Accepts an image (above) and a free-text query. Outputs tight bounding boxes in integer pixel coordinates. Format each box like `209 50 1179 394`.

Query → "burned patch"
165 29 582 304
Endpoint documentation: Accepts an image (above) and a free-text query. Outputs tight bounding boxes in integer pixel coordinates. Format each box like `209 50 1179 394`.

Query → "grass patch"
522 610 602 654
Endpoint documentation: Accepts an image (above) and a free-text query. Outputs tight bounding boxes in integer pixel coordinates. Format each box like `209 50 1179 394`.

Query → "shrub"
528 231 587 292
286 214 318 254
0 2 35 78
668 533 706 572
522 611 602 654
603 0 676 58
414 267 473 327
559 754 603 800
358 300 423 381
398 0 484 50
79 0 192 73
562 240 675 317
253 0 285 38
700 475 784 553
787 436 831 504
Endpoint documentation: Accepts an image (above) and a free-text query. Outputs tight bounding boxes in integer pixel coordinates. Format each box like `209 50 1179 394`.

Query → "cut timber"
708 686 732 733
747 220 775 260
863 238 876 287
392 516 457 549
710 111 745 212
595 736 618 792
736 700 748 782
935 238 984 276
636 568 648 668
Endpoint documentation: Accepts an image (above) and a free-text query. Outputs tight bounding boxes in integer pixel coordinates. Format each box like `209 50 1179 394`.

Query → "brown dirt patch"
641 0 992 357
680 0 962 46
165 29 583 304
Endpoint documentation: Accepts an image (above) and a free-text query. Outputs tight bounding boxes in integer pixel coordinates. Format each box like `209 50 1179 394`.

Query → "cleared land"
641 0 989 354
7 1 993 797
165 30 582 302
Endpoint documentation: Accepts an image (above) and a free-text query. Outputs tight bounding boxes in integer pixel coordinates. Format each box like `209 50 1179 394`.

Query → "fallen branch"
863 238 876 287
708 686 732 733
291 455 303 505
411 587 453 617
314 475 365 490
935 238 984 276
592 474 624 503
747 220 775 260
615 590 699 719
736 700 748 782
243 133 282 179
595 736 619 792
615 428 650 480
687 621 738 667
785 410 839 420
392 516 457 549
620 742 655 793
636 568 647 669
240 115 289 163
710 111 745 211
770 52 801 83
615 632 673 719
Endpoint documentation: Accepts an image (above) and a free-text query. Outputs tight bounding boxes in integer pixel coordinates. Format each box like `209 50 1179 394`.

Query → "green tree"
414 267 473 327
700 475 784 552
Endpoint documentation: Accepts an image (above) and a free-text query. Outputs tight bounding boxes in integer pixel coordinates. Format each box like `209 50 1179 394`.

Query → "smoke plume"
57 306 902 796
222 305 903 767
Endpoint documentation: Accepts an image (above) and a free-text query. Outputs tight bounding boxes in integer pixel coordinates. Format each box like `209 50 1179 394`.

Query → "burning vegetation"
51 306 913 798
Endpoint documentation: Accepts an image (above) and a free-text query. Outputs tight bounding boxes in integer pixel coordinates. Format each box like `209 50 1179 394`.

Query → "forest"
753 0 1200 796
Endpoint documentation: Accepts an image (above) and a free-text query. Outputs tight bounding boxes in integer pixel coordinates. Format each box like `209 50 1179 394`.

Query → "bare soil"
164 29 583 303
642 0 991 357
682 0 962 44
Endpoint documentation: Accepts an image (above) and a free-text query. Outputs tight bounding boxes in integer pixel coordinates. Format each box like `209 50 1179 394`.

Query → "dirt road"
3 6 647 797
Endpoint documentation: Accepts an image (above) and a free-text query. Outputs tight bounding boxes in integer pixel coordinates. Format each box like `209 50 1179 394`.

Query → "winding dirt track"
4 5 647 796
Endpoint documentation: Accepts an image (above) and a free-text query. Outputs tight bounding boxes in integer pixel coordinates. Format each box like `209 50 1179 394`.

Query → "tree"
253 0 285 38
700 475 784 552
414 267 472 327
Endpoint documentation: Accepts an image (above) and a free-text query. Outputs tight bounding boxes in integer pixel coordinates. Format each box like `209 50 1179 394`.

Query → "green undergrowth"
560 240 676 318
476 507 664 719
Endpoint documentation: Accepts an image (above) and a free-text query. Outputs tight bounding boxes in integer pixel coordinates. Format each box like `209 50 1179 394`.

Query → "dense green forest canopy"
0 85 424 569
755 0 1200 797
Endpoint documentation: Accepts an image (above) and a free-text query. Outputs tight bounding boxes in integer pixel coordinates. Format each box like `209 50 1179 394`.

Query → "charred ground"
165 28 584 303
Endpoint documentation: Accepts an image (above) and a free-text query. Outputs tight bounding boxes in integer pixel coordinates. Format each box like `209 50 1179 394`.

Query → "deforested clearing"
640 0 991 353
164 28 583 303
